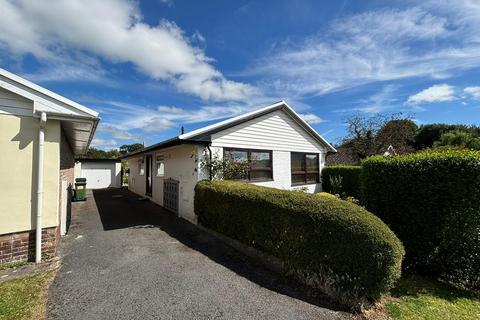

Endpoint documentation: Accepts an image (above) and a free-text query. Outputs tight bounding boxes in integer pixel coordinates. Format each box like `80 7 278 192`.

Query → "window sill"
291 182 320 187
248 179 274 183
226 178 274 183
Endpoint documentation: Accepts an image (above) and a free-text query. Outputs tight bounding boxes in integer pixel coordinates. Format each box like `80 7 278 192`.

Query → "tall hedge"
195 180 404 309
322 165 362 199
362 150 480 289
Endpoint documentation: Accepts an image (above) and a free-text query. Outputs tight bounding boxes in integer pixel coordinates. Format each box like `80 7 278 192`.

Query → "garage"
74 159 122 189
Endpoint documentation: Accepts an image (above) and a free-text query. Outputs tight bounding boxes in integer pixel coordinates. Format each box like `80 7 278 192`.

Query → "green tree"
341 113 414 160
79 148 121 159
119 143 144 155
414 124 480 149
433 130 480 150
376 119 417 154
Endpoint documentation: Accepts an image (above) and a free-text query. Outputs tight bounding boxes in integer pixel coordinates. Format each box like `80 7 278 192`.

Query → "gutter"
35 112 47 263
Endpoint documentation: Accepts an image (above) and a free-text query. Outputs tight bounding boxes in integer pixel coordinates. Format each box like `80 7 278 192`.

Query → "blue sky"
1 0 480 149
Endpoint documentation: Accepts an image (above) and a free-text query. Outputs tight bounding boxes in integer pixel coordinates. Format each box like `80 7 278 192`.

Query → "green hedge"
362 150 480 289
322 165 362 199
195 180 404 309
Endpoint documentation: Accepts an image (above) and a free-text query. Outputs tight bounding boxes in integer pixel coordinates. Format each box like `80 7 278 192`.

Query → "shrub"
362 149 480 289
317 192 338 200
195 180 404 309
433 130 480 150
322 165 362 199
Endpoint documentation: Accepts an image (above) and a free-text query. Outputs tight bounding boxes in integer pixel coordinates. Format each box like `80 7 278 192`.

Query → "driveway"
47 188 354 320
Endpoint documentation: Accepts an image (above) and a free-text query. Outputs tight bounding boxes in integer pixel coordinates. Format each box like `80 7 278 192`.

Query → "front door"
145 155 152 196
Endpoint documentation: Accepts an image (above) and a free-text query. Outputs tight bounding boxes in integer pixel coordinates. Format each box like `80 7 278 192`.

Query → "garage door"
81 162 119 189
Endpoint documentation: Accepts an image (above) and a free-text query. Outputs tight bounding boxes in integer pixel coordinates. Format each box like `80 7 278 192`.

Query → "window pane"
225 150 248 162
156 162 164 176
306 173 319 183
138 158 144 175
291 153 305 172
306 154 319 172
251 151 271 169
250 170 272 180
292 174 305 185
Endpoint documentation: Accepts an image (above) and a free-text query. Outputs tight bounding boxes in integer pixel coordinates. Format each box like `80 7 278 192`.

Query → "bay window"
291 152 319 185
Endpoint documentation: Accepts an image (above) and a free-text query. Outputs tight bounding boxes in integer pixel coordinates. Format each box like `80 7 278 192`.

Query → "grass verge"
0 261 29 272
367 275 480 320
0 270 55 320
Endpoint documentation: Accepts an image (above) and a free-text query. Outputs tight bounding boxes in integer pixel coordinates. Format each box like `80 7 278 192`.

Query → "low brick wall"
0 227 59 264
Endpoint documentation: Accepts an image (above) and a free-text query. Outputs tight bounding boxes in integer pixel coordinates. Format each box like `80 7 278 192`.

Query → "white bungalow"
122 101 336 223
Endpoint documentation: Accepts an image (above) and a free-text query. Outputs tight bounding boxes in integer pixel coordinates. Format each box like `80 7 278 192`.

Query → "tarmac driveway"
47 188 353 320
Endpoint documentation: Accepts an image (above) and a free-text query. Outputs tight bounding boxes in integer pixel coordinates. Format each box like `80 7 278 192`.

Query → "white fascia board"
281 101 337 153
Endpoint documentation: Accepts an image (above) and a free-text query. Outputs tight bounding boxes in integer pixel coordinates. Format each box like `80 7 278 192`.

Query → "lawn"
378 275 480 320
0 270 55 320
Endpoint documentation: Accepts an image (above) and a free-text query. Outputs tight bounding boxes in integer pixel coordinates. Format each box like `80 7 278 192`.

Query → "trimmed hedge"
195 180 404 309
322 165 362 199
362 150 480 289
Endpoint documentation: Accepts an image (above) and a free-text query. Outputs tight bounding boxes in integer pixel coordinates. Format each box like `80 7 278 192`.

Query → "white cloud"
122 103 253 133
355 85 401 113
407 84 455 104
139 117 176 133
299 113 324 124
23 62 109 83
96 123 139 140
247 1 480 98
90 138 118 149
0 0 255 101
99 98 322 138
191 31 206 43
464 86 480 99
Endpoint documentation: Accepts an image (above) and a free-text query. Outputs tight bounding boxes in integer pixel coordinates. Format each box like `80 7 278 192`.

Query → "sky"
1 0 480 149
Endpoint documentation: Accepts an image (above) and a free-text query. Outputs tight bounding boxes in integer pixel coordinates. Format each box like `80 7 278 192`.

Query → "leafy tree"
433 130 480 150
79 147 121 159
414 124 468 149
415 124 480 150
376 119 417 154
119 143 144 155
342 113 414 160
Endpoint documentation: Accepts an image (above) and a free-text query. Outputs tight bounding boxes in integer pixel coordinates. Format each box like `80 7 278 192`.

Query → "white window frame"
156 155 165 177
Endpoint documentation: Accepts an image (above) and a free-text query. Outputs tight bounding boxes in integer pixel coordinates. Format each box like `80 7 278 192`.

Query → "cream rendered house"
0 69 99 264
122 101 336 223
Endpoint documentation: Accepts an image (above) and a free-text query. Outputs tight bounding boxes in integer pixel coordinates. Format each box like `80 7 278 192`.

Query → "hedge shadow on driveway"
92 188 350 313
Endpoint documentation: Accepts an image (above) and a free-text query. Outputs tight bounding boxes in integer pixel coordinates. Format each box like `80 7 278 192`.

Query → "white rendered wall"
126 144 199 223
127 157 146 196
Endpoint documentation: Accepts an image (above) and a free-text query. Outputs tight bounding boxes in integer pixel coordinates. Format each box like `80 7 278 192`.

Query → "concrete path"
47 188 354 320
